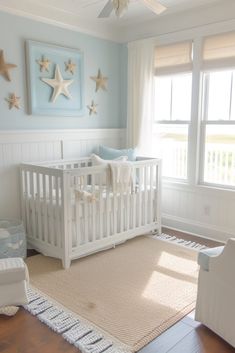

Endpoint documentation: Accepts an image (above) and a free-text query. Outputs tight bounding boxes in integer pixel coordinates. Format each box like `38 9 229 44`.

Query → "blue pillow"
99 145 136 161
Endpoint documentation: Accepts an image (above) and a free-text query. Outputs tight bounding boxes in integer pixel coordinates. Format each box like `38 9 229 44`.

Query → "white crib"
20 157 161 268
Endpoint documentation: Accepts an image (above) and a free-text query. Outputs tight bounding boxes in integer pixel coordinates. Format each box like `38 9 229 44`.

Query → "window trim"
202 70 235 122
153 29 235 191
154 121 190 181
199 69 235 189
154 72 192 181
154 73 192 123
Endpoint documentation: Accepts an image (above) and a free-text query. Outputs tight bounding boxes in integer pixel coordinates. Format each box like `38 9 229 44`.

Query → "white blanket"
109 161 133 193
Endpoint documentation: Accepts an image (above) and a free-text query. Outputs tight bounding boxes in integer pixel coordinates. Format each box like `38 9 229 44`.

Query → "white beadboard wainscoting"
1 128 235 242
0 129 125 219
162 182 235 243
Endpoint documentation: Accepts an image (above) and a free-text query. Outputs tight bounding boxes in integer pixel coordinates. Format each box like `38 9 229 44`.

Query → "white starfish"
41 64 74 103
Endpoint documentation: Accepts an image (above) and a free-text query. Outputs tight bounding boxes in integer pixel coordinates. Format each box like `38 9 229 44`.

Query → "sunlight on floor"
158 251 198 275
142 271 197 308
142 251 198 307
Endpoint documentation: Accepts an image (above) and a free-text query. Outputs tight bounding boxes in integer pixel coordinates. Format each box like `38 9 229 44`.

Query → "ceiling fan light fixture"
112 0 130 17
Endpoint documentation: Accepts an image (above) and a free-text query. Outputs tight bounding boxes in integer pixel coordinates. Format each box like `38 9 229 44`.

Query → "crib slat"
156 163 162 230
83 176 89 244
154 164 159 222
24 170 30 236
36 173 43 242
48 175 54 245
42 174 48 244
91 173 96 242
144 166 148 226
138 167 143 227
55 176 60 247
149 165 153 223
20 168 26 231
106 171 111 237
75 193 80 247
113 190 117 235
126 184 131 231
99 174 103 240
120 189 124 234
30 171 36 239
132 167 136 229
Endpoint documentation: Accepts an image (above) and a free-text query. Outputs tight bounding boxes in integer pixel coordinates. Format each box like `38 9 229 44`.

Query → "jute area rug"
26 236 199 352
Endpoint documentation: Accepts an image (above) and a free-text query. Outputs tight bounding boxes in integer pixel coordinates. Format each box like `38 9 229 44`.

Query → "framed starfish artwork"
26 40 84 116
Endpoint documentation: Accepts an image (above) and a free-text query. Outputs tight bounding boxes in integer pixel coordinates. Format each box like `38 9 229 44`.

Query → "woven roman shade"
154 41 193 75
202 31 235 70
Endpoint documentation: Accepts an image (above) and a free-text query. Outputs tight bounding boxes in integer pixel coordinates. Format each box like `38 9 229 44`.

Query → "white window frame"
154 29 235 192
154 71 193 182
154 121 191 183
199 70 235 189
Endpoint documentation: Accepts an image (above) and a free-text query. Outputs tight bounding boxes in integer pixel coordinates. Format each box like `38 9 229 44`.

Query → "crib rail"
67 159 161 256
25 157 91 170
20 157 161 268
20 164 64 259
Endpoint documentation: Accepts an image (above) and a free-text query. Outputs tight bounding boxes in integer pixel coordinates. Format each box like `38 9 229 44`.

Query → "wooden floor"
0 229 234 353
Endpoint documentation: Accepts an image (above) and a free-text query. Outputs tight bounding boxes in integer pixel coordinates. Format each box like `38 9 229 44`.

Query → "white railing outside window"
154 139 187 180
204 143 235 186
156 138 235 186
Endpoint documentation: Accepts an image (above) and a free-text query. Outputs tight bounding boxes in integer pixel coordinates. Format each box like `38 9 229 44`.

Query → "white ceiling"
0 0 234 42
30 0 222 26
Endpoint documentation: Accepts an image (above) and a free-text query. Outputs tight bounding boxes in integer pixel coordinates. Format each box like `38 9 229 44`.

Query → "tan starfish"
41 64 73 103
90 69 108 92
36 55 51 72
5 93 21 110
65 59 76 74
0 50 17 81
87 100 98 115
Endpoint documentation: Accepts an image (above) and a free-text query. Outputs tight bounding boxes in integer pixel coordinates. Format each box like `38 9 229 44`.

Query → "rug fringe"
152 233 208 250
24 288 131 353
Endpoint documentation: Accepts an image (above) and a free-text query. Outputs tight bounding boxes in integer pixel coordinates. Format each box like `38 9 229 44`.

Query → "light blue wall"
0 11 127 129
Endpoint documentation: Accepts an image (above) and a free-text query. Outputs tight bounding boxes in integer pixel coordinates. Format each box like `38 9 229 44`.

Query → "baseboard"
162 213 234 243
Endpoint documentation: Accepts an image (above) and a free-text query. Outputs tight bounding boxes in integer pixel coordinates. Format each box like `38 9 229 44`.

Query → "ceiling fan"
98 0 167 18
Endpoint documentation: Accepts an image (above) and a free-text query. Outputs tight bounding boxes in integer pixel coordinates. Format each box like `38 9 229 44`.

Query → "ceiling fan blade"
141 0 167 15
98 0 114 18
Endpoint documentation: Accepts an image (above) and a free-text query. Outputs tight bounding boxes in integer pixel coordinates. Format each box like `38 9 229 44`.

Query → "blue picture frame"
26 40 85 116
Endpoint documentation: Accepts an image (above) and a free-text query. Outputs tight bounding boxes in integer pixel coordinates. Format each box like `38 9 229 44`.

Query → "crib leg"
62 257 71 269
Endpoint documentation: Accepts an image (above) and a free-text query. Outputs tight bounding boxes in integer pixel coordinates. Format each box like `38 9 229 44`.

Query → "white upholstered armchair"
195 238 235 347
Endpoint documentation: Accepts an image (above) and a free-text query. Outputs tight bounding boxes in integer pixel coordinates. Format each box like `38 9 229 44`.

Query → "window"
152 31 235 189
154 41 193 180
200 32 235 188
201 70 235 187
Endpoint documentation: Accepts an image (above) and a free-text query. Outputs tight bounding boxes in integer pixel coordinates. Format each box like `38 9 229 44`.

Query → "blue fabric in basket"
0 220 26 259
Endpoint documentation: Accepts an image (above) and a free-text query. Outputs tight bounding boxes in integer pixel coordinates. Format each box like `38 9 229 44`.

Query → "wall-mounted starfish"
41 64 74 103
5 93 21 110
65 59 76 75
90 69 108 92
0 50 17 81
36 55 51 72
87 100 98 115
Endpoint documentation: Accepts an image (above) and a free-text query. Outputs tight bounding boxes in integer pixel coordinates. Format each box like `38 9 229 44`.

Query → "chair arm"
198 246 224 271
209 238 235 276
